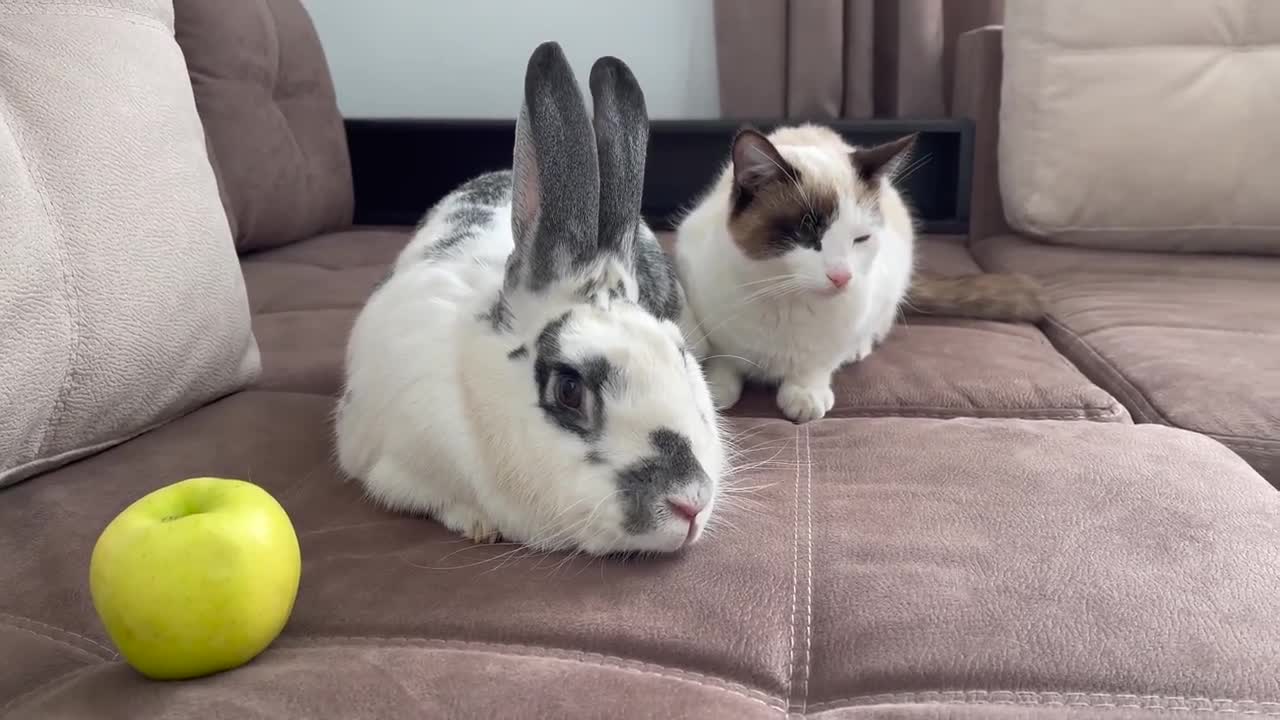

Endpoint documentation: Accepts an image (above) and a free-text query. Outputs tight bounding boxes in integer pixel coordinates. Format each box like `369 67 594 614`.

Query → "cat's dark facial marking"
727 130 839 260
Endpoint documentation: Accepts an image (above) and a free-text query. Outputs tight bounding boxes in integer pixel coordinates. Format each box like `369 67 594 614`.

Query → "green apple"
89 477 301 680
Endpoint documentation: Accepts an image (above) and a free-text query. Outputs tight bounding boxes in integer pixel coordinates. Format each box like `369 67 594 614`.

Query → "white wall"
302 0 720 120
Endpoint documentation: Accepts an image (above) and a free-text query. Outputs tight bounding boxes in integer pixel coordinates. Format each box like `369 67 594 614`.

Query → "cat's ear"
507 41 600 294
851 133 918 184
731 128 791 192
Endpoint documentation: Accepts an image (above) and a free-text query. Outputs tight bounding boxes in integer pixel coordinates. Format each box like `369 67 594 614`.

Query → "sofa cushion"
240 228 406 394
726 236 1128 423
999 0 1280 253
174 0 354 252
1 392 1276 717
0 0 260 488
975 234 1280 485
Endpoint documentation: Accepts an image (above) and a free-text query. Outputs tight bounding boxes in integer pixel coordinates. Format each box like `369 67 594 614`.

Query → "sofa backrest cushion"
174 0 354 253
999 0 1280 254
0 0 261 487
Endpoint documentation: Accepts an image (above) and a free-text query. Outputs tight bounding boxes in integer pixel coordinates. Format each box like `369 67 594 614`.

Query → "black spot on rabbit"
616 429 704 534
459 171 513 206
533 312 617 442
426 205 494 260
480 295 513 333
632 235 683 322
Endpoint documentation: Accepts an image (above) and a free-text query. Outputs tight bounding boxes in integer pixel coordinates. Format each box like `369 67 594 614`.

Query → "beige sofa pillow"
999 0 1280 253
0 0 260 487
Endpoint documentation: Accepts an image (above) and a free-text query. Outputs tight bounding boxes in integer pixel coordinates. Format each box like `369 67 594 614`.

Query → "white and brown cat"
673 123 1042 423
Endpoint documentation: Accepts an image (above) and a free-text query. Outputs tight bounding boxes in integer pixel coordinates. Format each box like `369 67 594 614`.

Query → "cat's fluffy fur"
673 123 1043 423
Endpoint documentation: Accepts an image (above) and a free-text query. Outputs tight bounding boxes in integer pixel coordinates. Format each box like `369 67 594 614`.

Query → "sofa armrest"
951 25 1009 243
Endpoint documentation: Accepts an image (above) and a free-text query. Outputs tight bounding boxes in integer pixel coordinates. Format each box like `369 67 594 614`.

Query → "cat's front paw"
705 359 744 410
777 382 835 423
851 336 877 362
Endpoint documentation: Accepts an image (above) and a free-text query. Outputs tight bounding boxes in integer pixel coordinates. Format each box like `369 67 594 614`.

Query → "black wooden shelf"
345 117 973 235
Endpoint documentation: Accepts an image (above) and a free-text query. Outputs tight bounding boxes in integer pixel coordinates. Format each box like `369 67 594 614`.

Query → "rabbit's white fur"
336 44 724 555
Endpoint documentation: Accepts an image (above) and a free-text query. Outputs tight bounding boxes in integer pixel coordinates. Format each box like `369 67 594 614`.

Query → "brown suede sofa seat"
951 12 1280 486
4 395 1279 719
2 0 1279 718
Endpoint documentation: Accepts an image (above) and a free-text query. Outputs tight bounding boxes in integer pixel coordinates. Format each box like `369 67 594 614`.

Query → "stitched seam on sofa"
785 424 802 711
798 425 814 715
0 89 83 463
252 306 364 315
1066 321 1277 339
1041 317 1167 426
0 613 116 659
0 5 168 32
273 636 786 711
805 690 1280 715
242 258 393 270
1213 435 1280 453
825 407 1128 421
1059 326 1280 442
0 617 112 663
0 663 104 719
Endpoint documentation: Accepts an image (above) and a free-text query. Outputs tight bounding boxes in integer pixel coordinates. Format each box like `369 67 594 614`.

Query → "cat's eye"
853 234 871 244
554 372 584 410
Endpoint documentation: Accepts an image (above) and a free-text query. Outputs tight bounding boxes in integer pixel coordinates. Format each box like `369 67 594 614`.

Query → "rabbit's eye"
853 234 871 244
555 372 584 410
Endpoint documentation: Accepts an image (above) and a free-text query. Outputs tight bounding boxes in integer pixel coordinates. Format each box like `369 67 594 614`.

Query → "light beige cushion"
999 0 1280 253
0 0 260 487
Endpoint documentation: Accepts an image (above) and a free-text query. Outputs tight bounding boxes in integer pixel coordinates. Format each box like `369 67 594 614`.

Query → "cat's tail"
903 272 1046 323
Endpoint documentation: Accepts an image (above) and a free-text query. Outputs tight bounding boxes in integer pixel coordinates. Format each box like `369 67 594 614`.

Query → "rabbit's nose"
667 498 705 524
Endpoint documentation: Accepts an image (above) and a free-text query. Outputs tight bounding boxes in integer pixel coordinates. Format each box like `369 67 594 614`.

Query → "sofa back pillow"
999 0 1280 253
174 0 355 252
0 0 260 487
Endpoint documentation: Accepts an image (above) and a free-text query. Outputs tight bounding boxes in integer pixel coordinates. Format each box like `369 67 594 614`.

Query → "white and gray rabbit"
335 42 724 556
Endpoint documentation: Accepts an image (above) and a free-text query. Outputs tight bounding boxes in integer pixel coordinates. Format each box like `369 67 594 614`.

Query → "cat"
672 123 1043 423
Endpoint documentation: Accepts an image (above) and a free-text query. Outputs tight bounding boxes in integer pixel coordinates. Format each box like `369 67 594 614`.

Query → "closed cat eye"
853 234 871 244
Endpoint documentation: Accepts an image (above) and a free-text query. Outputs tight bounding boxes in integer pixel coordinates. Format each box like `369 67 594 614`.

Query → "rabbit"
335 42 724 556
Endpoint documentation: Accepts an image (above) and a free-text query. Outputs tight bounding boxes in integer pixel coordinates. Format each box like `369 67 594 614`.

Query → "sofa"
1 1 1276 718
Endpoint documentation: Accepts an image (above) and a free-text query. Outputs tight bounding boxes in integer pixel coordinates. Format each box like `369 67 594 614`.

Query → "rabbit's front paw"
466 521 502 545
440 505 502 544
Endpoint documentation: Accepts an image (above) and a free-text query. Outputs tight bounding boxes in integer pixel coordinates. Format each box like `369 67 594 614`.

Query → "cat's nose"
826 269 852 289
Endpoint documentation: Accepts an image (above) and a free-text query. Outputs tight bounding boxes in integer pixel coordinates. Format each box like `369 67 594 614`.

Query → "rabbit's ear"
506 41 600 294
589 55 648 271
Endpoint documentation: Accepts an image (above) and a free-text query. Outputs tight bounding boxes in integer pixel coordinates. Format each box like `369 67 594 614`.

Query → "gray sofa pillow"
0 0 260 487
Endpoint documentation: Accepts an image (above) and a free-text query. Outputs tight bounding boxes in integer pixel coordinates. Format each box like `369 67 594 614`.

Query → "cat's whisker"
702 354 763 370
736 273 805 289
895 153 933 183
686 280 809 348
